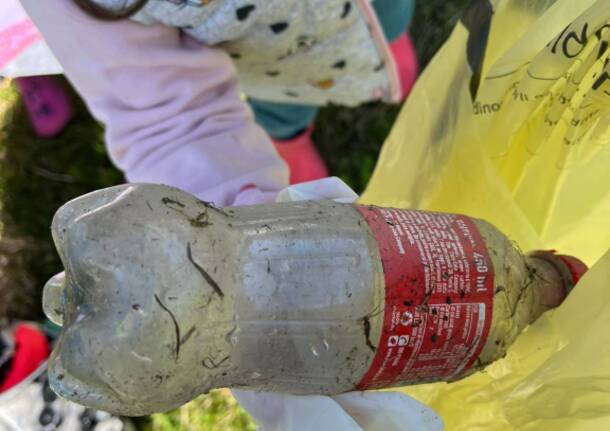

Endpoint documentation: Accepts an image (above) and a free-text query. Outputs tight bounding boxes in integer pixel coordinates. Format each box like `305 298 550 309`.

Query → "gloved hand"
233 390 442 431
233 177 443 431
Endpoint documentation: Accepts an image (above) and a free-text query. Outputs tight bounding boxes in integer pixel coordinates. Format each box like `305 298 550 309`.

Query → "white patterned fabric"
0 363 132 431
95 0 401 106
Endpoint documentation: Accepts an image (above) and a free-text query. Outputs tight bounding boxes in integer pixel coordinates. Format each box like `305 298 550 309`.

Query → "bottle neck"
525 251 577 311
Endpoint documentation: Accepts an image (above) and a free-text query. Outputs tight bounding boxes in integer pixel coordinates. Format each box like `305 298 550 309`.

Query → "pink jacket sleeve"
19 0 288 206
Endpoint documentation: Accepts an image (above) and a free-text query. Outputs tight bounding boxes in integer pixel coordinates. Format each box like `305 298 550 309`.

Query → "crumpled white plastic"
232 177 444 431
275 177 359 203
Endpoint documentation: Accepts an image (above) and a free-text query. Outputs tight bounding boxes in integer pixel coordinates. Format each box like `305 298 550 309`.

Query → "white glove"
233 390 443 431
233 177 443 431
274 177 359 203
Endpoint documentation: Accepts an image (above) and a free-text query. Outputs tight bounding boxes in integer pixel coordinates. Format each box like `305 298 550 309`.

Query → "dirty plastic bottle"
43 184 587 416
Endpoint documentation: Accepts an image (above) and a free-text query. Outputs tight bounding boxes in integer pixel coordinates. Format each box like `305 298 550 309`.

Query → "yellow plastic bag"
361 0 610 428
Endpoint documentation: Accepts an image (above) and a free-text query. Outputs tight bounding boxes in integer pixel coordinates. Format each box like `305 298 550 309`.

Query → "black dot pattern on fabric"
162 0 393 106
341 2 352 19
270 22 289 34
41 381 57 402
236 4 256 21
296 35 317 50
80 409 99 431
38 406 56 426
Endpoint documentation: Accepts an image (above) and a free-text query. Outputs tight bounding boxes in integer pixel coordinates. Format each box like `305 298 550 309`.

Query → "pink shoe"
14 76 73 138
273 127 329 185
389 33 419 100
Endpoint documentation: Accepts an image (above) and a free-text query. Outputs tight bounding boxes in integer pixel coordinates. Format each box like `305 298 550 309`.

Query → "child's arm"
19 0 288 206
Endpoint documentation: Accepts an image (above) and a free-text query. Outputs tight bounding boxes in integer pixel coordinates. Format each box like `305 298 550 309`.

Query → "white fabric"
122 0 400 106
0 0 61 77
233 177 444 431
275 177 359 203
0 363 130 431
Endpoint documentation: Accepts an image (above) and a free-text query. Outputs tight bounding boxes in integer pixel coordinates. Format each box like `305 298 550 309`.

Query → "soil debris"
186 242 224 298
154 293 181 361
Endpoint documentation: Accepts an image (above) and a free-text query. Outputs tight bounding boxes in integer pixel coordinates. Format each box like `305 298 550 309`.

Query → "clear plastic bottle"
43 184 587 416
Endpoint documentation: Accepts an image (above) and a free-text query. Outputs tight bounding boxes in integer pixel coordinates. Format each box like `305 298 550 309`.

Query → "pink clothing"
273 126 329 185
15 75 74 137
389 34 418 101
0 19 40 70
19 0 288 206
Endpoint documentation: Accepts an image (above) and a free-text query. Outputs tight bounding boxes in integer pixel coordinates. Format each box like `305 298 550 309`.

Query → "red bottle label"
356 206 494 389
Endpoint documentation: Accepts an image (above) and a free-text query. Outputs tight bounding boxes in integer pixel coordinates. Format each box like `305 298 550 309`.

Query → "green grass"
144 390 257 431
0 79 120 319
0 1 468 428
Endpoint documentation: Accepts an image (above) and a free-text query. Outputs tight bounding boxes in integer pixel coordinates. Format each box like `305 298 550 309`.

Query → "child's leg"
373 0 416 42
249 99 328 185
388 33 418 100
14 75 73 138
374 0 418 99
249 1 417 185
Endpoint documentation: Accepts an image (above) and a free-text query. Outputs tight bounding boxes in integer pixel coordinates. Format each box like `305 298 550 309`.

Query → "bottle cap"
527 250 588 294
555 254 588 286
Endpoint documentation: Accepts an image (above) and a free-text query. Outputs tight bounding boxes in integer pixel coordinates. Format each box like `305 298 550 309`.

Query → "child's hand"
233 389 443 431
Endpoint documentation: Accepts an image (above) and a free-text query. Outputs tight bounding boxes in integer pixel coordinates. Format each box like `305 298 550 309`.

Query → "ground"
0 0 468 429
